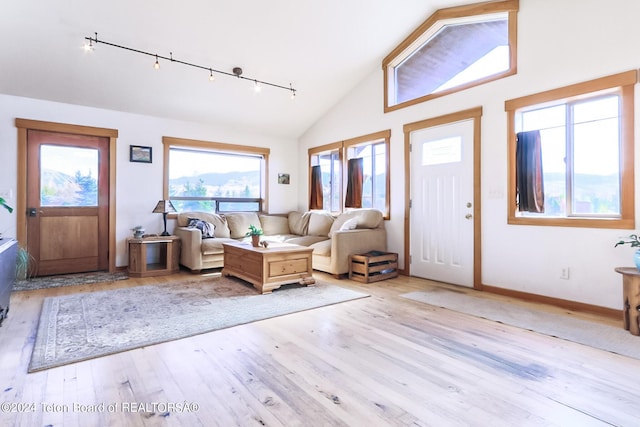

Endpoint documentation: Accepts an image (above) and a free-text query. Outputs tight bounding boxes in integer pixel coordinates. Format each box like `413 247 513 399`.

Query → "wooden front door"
26 130 109 276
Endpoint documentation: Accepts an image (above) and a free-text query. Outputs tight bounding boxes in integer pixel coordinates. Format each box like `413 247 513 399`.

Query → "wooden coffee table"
222 241 316 293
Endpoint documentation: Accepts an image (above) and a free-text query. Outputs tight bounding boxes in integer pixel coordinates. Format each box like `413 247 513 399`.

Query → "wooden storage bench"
349 251 398 283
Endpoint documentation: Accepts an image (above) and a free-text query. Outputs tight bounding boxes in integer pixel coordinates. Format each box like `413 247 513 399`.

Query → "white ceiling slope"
1 0 463 138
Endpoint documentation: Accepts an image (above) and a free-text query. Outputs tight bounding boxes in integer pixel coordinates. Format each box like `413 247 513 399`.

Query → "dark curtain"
345 158 363 208
516 130 544 213
309 165 324 210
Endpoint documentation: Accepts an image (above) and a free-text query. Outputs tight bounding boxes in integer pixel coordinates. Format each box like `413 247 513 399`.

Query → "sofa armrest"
330 227 387 275
174 226 202 270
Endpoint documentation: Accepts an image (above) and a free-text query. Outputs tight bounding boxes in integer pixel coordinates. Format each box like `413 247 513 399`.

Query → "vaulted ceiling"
1 0 465 138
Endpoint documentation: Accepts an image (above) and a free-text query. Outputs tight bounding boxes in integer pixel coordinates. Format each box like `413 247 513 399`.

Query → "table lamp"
152 200 177 236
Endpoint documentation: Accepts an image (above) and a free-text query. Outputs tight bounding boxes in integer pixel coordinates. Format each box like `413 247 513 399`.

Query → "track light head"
153 55 160 70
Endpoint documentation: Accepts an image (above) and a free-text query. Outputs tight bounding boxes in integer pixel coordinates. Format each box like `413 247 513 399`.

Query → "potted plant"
246 224 263 247
615 234 640 270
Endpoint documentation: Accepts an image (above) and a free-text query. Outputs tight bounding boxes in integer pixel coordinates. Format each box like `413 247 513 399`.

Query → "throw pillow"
187 218 215 238
340 217 358 231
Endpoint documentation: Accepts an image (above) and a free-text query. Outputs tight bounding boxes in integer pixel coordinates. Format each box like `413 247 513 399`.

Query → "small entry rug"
15 271 129 291
29 277 368 372
401 289 640 360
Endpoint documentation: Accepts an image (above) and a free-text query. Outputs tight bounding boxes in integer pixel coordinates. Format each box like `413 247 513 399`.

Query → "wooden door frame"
402 107 483 290
15 119 118 273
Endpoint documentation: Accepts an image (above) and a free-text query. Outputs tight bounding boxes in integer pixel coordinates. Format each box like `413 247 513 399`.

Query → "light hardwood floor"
1 271 639 426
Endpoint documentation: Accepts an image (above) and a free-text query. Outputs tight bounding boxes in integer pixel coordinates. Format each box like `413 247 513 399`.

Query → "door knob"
466 202 472 208
465 213 473 219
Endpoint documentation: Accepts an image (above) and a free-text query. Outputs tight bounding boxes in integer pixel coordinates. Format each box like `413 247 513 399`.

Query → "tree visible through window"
40 145 98 207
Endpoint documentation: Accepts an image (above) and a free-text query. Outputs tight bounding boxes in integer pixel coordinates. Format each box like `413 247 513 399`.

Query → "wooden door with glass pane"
26 130 109 276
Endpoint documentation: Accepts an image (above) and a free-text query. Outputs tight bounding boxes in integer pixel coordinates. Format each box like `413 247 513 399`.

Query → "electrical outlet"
560 267 570 280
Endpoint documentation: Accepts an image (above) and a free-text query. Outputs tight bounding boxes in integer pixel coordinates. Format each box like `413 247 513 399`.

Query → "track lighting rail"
84 33 297 97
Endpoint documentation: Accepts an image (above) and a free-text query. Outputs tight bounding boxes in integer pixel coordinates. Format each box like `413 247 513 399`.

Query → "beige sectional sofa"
173 209 387 276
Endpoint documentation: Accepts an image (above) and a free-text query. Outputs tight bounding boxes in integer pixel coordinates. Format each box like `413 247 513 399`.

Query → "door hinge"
409 143 412 153
409 199 412 208
409 255 412 264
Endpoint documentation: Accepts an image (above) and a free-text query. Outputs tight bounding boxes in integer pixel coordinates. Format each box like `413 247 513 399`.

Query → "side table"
614 267 640 336
128 236 181 278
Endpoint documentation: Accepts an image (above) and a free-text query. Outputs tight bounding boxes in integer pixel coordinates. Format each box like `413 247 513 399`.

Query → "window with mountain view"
383 0 518 112
40 145 98 207
163 138 268 213
505 70 636 229
309 143 342 213
345 132 390 217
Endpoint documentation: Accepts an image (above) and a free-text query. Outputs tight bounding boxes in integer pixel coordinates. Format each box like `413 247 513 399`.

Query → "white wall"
298 0 640 309
0 94 299 267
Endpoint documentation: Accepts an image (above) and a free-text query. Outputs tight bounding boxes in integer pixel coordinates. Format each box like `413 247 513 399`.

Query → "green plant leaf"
0 197 13 214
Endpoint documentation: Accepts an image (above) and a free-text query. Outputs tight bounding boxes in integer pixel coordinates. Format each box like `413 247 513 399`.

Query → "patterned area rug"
401 289 640 360
29 277 368 372
14 271 129 291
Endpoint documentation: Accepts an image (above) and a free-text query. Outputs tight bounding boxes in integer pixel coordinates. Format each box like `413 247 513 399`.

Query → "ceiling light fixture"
83 38 94 52
84 32 297 98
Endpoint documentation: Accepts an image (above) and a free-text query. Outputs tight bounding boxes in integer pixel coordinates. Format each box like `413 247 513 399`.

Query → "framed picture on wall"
278 173 290 184
130 145 152 163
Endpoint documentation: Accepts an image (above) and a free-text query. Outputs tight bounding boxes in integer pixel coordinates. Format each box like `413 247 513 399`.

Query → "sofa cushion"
310 239 331 256
307 211 334 237
259 215 290 235
328 209 383 237
225 212 261 239
201 238 236 255
178 212 230 238
284 235 329 247
288 211 310 235
341 217 358 231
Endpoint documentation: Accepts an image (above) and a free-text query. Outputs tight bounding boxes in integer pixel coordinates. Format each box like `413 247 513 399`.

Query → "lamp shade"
152 200 177 214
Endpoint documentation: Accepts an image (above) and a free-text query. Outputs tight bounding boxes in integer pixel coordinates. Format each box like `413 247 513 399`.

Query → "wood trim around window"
505 70 637 229
308 131 391 219
162 136 271 214
383 0 519 113
308 141 344 214
343 130 391 219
